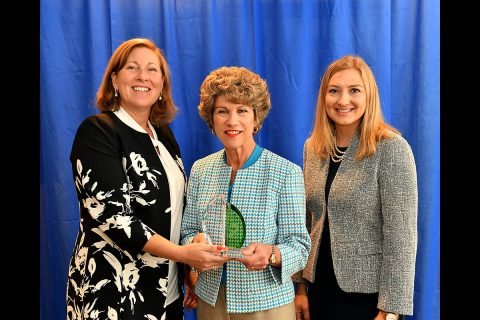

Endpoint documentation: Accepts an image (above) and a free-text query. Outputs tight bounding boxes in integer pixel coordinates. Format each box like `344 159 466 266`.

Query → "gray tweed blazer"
293 132 417 315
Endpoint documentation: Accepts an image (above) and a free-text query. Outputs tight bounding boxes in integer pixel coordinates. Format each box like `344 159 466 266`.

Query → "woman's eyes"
125 65 158 72
328 88 361 94
215 108 250 115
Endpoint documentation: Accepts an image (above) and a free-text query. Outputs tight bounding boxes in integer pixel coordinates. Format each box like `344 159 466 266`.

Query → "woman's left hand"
235 242 271 271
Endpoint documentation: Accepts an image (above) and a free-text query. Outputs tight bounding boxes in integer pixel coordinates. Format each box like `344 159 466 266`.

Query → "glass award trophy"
202 194 246 258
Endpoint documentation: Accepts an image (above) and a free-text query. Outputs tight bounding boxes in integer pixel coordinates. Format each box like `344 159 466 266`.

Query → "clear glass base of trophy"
221 247 244 259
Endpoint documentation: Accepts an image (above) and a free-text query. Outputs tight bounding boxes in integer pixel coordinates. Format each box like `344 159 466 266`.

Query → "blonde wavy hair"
96 38 177 125
308 55 399 160
198 66 271 134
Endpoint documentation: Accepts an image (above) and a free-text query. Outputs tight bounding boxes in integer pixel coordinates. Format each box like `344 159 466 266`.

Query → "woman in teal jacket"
181 66 311 320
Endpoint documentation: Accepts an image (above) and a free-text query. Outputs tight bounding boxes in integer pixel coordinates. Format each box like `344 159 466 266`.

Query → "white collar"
113 106 147 133
113 107 158 140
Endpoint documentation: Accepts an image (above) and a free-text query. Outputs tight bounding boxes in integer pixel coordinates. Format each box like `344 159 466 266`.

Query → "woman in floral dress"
66 38 229 320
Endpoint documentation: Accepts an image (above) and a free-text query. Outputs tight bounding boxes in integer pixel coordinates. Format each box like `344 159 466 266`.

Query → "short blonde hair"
198 66 271 133
308 55 399 160
96 38 177 125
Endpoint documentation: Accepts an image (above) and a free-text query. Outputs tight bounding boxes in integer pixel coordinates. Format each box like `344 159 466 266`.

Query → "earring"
158 94 163 101
114 89 118 98
253 127 258 134
211 128 215 135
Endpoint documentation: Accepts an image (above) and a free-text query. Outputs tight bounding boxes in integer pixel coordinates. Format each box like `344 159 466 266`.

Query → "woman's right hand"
182 242 231 272
295 283 310 320
183 266 198 309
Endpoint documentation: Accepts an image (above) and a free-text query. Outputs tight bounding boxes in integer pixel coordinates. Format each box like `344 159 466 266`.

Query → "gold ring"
251 266 255 271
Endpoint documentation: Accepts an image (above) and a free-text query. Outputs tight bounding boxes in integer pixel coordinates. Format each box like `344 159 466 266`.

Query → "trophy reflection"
202 194 246 258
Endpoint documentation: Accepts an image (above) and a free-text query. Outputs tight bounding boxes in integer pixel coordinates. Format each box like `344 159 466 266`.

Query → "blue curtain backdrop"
40 1 440 319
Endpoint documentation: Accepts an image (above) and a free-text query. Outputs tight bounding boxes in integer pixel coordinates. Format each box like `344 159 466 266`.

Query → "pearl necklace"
330 129 347 163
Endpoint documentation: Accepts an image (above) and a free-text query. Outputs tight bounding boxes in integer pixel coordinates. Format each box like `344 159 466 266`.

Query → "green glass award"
203 194 246 258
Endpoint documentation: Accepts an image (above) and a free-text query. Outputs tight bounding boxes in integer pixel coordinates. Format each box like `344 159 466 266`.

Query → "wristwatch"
385 313 399 320
268 245 276 265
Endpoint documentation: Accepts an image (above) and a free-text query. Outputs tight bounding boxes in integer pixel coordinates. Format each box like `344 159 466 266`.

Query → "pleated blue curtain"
40 1 440 319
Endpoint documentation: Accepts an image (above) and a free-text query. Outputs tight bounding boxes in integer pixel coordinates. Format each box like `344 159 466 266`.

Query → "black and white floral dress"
66 110 186 320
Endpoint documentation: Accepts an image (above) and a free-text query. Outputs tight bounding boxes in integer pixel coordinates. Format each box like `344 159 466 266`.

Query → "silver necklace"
330 129 347 163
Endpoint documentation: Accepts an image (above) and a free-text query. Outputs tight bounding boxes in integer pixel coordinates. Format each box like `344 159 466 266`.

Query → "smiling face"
213 95 257 153
111 46 164 113
325 68 366 131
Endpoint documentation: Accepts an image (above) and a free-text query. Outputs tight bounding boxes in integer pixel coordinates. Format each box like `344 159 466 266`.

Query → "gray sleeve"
377 136 418 315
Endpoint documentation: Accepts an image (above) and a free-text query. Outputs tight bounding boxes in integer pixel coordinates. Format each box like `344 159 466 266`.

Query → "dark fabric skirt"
165 296 184 319
307 278 379 320
307 216 379 320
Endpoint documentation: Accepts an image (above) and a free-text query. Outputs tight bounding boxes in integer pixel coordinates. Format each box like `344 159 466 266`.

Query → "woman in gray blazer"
293 55 417 320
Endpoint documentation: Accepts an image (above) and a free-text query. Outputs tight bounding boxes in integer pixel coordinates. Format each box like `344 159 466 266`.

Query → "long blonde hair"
96 38 177 125
308 55 399 160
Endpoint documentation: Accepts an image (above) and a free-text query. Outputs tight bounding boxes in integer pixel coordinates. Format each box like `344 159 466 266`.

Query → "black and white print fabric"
66 112 183 320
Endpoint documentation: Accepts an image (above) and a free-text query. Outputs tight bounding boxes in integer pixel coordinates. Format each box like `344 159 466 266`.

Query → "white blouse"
114 107 184 307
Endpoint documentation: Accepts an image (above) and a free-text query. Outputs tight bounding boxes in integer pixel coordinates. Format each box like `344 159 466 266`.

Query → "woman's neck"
225 142 256 172
335 126 357 147
121 105 151 132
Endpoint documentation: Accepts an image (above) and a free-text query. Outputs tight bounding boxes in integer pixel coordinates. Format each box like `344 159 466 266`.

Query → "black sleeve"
70 114 155 257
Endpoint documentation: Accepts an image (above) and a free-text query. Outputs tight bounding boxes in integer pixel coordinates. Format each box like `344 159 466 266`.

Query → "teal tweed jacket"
181 148 311 313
